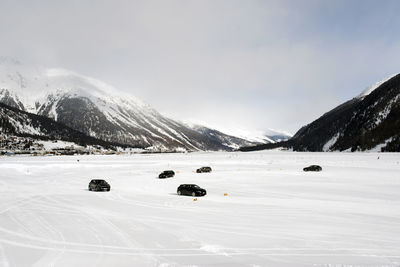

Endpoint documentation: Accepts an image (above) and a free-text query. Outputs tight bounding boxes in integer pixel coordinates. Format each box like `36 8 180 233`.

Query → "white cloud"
1 0 400 133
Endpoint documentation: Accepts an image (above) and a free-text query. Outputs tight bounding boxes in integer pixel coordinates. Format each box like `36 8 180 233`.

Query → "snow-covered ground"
0 151 399 267
36 140 82 150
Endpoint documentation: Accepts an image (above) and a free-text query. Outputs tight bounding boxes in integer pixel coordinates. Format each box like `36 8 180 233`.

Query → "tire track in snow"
1 194 398 260
0 238 400 259
0 195 44 215
0 244 10 267
5 194 398 252
33 212 67 267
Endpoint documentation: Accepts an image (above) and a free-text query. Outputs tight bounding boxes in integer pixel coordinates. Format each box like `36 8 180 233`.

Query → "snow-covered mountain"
227 129 292 143
0 58 258 151
290 73 400 152
184 124 292 144
0 102 123 149
240 73 400 152
263 129 292 142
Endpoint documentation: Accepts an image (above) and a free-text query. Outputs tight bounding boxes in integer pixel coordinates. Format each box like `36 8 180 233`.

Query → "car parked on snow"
303 165 322 172
196 166 212 173
159 170 175 179
177 184 207 197
88 179 111 191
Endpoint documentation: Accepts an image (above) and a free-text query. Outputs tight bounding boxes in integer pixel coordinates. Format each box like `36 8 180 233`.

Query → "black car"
177 184 207 197
303 165 322 172
196 166 212 173
88 179 111 191
159 170 175 179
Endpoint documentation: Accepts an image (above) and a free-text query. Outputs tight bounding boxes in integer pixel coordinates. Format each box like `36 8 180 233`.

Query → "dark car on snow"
159 170 175 179
196 166 212 173
303 165 322 172
177 184 207 197
88 179 111 191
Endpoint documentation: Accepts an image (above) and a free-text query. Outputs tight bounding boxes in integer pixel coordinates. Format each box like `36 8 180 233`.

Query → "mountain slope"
291 74 400 152
241 74 400 152
0 58 257 151
0 102 127 149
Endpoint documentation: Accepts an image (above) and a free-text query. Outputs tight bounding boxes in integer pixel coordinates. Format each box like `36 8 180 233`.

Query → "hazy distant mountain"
263 129 292 142
0 58 257 151
197 127 292 144
241 74 400 152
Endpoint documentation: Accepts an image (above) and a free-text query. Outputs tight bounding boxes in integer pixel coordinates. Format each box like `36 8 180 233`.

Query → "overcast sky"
1 0 400 135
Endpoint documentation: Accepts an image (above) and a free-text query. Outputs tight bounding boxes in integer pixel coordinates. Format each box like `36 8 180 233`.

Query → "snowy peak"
43 68 147 108
357 73 399 99
0 59 259 151
0 61 148 114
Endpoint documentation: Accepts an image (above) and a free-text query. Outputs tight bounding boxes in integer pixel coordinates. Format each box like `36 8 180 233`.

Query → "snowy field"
0 151 400 267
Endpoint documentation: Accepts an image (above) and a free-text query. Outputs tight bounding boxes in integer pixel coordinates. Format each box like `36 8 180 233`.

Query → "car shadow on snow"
83 188 109 192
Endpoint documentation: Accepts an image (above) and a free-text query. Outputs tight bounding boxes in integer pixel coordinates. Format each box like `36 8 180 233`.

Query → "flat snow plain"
0 151 399 267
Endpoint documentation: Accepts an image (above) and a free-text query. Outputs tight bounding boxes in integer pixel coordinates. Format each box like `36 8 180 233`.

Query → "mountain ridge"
240 74 400 152
0 59 261 151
